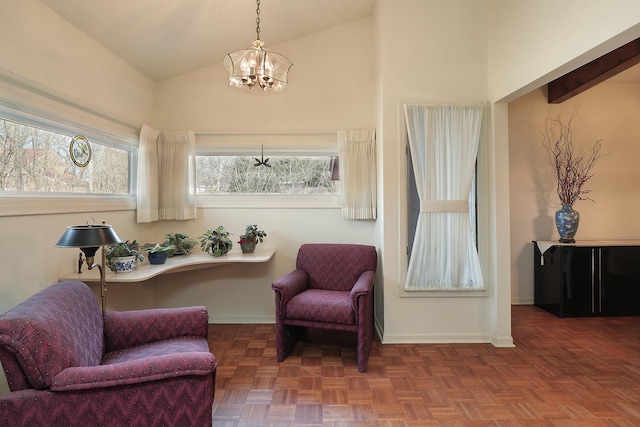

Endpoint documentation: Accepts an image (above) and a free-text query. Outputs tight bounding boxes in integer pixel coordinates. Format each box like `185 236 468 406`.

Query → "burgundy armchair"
272 244 377 372
0 281 216 427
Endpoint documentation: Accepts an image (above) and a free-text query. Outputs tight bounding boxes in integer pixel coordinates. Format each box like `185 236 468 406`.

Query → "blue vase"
555 204 580 243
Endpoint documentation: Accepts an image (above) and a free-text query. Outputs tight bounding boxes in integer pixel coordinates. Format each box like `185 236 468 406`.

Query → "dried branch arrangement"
542 110 609 205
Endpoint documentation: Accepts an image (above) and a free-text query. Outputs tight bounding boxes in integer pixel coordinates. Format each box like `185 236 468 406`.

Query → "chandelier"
224 0 292 93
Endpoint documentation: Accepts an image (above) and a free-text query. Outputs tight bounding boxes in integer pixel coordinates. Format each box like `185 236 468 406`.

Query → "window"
403 103 485 292
407 150 478 259
0 118 130 194
196 154 339 195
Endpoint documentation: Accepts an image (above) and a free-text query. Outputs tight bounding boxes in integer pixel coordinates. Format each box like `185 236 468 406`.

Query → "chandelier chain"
255 0 261 41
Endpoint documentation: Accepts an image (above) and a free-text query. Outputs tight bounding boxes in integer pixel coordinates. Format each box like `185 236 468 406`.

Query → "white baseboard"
207 314 515 349
512 298 534 305
492 334 515 347
380 332 493 344
209 315 275 324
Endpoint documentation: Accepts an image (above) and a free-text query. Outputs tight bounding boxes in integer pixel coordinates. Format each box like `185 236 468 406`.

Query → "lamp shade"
55 224 121 248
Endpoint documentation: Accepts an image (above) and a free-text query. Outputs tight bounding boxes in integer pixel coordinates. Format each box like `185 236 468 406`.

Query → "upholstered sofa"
0 281 216 427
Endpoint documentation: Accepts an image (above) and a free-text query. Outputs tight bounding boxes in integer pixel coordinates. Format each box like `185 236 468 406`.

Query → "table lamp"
55 220 122 312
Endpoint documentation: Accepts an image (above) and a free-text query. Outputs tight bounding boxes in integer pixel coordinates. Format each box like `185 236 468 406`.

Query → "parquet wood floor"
208 305 640 426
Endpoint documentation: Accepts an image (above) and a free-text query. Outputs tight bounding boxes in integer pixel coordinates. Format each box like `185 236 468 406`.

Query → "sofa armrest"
350 270 375 320
50 352 216 392
104 306 209 352
271 269 308 317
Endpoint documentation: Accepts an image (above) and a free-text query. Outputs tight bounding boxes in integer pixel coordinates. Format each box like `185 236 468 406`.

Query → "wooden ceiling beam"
547 37 640 103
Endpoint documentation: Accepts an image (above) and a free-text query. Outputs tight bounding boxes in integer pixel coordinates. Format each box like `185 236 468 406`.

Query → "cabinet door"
534 245 594 317
601 247 640 316
559 247 595 317
534 245 564 316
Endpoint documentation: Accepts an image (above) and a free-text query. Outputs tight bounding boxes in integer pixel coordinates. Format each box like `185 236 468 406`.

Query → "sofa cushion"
0 281 104 389
51 336 215 391
286 289 354 324
102 336 210 364
296 244 377 291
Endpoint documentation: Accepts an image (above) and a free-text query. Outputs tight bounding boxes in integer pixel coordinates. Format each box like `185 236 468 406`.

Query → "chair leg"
356 322 374 373
356 291 375 373
275 322 302 362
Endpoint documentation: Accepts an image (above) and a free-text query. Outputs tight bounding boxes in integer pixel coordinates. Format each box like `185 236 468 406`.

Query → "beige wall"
509 82 640 304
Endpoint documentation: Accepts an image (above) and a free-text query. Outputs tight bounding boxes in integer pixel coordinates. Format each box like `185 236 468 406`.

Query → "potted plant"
163 232 198 256
238 224 267 254
106 240 144 273
199 226 233 257
145 244 176 265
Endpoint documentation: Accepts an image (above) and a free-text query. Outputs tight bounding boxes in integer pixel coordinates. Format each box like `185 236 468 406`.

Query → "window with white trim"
0 117 131 194
196 154 340 195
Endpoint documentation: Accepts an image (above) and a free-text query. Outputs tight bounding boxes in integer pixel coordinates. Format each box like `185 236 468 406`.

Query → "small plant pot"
112 256 138 273
240 238 257 254
148 251 168 265
210 244 232 257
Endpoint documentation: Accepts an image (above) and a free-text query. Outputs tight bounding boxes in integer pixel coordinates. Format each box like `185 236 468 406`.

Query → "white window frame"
195 132 341 209
0 100 138 217
398 100 490 298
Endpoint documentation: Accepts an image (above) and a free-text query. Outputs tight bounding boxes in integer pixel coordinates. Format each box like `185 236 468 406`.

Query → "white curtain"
403 104 484 290
338 129 377 220
137 125 196 223
137 125 160 223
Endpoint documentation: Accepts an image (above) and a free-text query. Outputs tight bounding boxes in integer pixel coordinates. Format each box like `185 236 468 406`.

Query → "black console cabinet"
534 241 640 317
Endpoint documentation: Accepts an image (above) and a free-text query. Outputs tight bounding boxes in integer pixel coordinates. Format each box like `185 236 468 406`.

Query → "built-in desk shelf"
59 249 275 283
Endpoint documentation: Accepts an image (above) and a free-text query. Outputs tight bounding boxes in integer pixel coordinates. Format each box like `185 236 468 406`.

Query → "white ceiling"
35 1 640 86
38 0 376 82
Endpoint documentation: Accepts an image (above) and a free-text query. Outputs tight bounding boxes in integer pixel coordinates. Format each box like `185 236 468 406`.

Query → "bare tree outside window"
0 118 130 194
196 155 339 195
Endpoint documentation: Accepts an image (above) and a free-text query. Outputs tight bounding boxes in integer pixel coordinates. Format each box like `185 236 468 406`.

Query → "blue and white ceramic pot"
112 256 138 273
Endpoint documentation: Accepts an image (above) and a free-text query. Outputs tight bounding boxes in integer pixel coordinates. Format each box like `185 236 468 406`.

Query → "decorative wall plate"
70 135 91 167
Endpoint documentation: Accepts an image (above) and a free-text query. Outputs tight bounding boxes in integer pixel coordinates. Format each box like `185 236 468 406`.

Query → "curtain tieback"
420 200 468 212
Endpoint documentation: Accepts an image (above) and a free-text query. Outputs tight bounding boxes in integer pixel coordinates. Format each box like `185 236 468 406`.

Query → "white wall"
0 13 376 395
148 18 377 320
153 18 374 132
0 0 154 126
485 0 640 306
0 0 154 307
374 0 504 344
509 83 640 304
146 207 375 322
487 0 640 103
0 0 150 396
